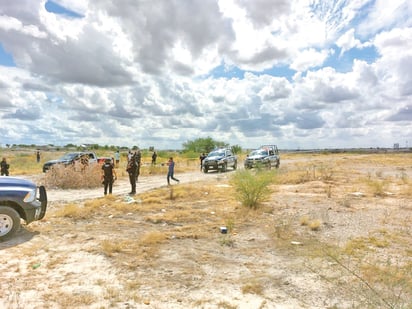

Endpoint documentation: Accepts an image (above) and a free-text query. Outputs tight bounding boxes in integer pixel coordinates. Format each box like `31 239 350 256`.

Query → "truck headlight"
24 189 36 203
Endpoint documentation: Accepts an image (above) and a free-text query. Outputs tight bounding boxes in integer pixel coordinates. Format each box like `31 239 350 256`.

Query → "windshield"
59 153 80 160
250 149 268 156
207 150 225 157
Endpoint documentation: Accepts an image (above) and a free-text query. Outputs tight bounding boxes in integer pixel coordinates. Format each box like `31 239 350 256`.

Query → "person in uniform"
1 157 10 176
199 153 206 171
151 151 157 165
126 154 138 195
101 158 117 195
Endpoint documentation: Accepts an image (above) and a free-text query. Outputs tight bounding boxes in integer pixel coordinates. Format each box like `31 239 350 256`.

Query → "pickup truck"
0 177 47 241
43 151 98 172
244 145 280 169
202 148 237 173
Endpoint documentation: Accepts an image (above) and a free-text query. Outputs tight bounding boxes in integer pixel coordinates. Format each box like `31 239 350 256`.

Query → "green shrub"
230 169 275 208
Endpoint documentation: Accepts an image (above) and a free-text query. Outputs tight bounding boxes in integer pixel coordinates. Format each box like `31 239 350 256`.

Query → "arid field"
1 151 411 308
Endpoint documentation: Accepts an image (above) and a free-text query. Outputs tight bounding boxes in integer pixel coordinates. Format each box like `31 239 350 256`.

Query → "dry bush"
366 179 389 197
241 279 264 295
43 291 97 307
43 163 101 189
308 219 322 231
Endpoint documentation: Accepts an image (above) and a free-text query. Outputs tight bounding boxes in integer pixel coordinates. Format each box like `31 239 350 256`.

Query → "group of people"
101 150 179 196
1 149 180 196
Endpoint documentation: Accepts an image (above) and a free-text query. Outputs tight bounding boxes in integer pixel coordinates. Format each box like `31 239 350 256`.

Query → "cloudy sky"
0 0 411 150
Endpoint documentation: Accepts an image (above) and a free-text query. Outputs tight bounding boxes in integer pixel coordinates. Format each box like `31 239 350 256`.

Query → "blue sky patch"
0 44 15 67
45 1 83 18
207 64 245 79
324 45 378 72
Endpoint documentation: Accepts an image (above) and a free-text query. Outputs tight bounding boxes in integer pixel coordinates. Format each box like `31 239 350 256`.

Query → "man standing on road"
167 157 180 185
102 158 117 195
127 153 138 195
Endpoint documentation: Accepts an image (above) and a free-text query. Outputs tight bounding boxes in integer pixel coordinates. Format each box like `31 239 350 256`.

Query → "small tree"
230 169 275 208
182 137 225 153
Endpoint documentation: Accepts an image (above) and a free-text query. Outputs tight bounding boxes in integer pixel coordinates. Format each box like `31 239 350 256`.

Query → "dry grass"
43 164 102 189
2 151 412 308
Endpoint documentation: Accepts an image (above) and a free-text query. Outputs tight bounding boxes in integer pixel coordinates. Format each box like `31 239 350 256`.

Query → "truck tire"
221 163 227 172
0 206 21 241
233 161 237 170
203 166 208 173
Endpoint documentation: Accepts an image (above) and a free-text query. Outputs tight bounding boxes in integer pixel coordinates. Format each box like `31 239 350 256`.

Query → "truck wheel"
203 166 208 173
221 163 227 172
275 161 280 168
0 206 21 241
233 161 237 170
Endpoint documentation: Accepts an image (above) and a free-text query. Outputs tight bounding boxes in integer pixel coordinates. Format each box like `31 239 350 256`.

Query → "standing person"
151 151 157 165
127 150 133 162
114 150 120 168
126 153 138 195
167 157 179 185
101 159 117 195
36 151 40 163
199 153 206 171
135 150 141 182
1 157 10 176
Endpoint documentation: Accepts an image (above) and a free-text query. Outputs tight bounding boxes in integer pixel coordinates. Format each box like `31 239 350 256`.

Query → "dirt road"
27 169 227 202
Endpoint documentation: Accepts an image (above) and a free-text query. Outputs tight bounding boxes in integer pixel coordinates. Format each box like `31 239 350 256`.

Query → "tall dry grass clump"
43 163 102 189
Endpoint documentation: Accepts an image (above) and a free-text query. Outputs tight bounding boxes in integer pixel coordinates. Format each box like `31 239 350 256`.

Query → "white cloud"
336 28 367 56
0 0 411 149
290 48 332 72
0 15 47 38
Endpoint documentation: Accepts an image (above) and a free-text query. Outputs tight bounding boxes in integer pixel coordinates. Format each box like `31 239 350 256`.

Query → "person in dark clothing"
101 159 117 195
1 157 10 176
151 151 157 165
127 154 138 195
199 153 206 171
36 151 40 163
167 157 179 185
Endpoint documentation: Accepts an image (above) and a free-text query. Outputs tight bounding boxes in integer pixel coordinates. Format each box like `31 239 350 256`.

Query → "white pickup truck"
244 145 280 169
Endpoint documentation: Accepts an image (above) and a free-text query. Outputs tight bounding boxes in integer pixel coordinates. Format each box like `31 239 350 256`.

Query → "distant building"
393 143 399 149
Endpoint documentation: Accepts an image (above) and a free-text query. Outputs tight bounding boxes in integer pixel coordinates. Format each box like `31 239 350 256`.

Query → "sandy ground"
1 156 411 308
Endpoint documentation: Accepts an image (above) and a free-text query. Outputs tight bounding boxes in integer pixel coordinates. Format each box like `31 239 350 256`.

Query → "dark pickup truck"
202 148 237 173
43 151 98 172
0 177 47 241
